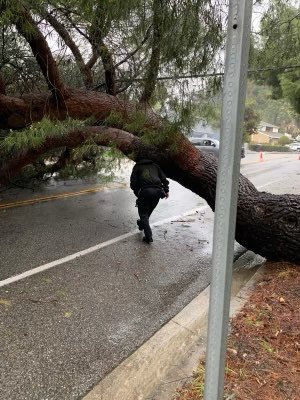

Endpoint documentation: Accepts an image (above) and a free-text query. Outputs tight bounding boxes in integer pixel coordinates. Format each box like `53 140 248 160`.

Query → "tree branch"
86 51 99 70
13 6 67 100
56 7 90 40
0 89 164 130
87 5 116 95
140 0 163 103
0 72 6 95
114 24 153 69
46 147 71 174
43 11 93 88
0 127 139 185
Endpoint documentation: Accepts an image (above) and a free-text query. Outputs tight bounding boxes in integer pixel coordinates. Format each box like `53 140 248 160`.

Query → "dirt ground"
174 262 300 400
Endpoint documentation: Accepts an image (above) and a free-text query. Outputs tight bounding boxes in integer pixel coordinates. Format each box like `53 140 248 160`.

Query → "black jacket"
130 159 169 197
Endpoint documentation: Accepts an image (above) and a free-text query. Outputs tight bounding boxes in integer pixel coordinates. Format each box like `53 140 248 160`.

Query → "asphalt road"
0 153 298 400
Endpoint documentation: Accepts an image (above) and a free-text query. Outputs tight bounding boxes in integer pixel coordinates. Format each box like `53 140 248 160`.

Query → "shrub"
249 144 290 152
278 136 290 145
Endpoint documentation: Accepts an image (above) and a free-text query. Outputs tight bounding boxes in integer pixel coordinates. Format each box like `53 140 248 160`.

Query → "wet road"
0 153 299 399
0 178 204 281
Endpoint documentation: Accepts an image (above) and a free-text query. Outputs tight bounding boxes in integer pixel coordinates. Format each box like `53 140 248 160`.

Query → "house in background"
250 121 283 144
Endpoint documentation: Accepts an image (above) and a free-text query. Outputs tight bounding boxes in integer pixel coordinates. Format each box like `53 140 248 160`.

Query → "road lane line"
0 206 208 288
0 183 127 209
0 179 283 289
256 179 282 190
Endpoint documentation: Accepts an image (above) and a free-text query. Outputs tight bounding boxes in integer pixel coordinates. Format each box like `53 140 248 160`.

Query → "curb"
83 252 265 400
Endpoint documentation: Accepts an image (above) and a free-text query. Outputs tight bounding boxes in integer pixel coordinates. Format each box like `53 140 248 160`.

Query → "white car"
288 143 300 152
189 137 245 158
189 137 220 157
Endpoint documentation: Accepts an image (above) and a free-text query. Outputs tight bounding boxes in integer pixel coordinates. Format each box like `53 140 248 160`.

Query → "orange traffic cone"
259 151 263 162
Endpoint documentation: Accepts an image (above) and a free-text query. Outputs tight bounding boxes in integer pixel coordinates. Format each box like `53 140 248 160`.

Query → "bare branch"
91 37 116 95
0 72 6 95
140 0 163 103
115 81 134 95
56 6 90 40
13 6 67 100
279 11 300 27
86 52 99 70
43 11 93 88
87 5 116 95
114 24 152 69
43 147 71 175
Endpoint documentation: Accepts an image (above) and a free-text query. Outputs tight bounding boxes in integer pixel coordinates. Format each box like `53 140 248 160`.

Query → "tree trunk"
0 89 162 130
158 138 300 264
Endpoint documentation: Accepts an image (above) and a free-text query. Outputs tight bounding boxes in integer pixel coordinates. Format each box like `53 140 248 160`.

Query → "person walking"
130 158 169 243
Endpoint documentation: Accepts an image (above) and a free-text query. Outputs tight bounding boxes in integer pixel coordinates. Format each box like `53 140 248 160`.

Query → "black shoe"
137 219 143 231
143 236 153 244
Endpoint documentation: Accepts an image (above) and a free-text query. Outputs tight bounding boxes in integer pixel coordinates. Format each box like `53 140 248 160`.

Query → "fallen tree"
0 1 299 264
1 121 299 263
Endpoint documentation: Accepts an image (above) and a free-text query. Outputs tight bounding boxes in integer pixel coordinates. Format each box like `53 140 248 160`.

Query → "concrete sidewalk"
83 251 264 400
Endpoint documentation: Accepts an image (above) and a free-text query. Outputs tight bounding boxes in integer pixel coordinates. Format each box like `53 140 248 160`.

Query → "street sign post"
204 1 253 399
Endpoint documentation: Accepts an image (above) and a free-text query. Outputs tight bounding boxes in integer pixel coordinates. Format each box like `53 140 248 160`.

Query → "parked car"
189 137 219 157
189 137 245 158
288 142 300 152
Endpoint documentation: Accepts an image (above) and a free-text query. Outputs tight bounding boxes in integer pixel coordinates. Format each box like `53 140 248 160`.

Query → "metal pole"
203 1 253 399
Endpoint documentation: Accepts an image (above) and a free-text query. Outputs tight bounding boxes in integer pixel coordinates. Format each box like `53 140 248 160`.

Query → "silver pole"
203 1 253 399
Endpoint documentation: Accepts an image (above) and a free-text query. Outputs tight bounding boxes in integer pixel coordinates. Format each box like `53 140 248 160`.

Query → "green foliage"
191 91 261 142
250 0 300 113
246 81 299 132
0 118 85 155
280 68 300 114
123 112 151 137
0 116 127 184
141 122 180 149
243 102 261 142
54 147 122 181
278 135 290 145
102 111 125 130
103 111 154 137
1 0 224 98
0 26 46 95
249 143 290 152
0 0 224 185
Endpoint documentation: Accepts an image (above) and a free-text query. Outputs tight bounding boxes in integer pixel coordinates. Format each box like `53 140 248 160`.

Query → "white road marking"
256 179 283 190
0 206 208 288
0 178 283 289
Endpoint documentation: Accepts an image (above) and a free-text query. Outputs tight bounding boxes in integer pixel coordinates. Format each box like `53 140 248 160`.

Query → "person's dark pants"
137 187 161 239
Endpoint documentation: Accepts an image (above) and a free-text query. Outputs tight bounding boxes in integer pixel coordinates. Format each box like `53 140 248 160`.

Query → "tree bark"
14 7 68 100
0 89 163 129
0 126 299 265
140 0 163 103
0 73 6 95
44 11 94 89
88 4 116 95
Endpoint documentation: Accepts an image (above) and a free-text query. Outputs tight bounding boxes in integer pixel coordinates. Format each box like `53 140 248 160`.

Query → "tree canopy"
251 0 300 113
0 0 225 183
